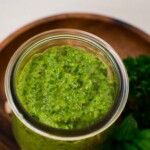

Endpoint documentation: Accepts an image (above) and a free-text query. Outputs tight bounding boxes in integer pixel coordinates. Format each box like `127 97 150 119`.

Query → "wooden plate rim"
1 13 150 51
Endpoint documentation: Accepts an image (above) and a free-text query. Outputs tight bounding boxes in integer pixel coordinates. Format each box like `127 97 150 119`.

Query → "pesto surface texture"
16 45 115 129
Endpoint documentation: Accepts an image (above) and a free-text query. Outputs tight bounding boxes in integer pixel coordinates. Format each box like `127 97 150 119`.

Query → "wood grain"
0 13 150 150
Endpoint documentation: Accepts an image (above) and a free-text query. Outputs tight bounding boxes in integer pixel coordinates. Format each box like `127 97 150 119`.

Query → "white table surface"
0 0 150 42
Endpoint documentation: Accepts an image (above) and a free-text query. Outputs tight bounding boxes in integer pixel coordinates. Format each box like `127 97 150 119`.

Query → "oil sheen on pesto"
16 45 115 129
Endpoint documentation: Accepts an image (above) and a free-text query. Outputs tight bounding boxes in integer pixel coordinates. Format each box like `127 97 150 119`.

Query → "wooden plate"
0 13 150 150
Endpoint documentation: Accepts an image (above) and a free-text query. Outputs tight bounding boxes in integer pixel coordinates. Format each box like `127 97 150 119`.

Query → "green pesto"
16 45 115 129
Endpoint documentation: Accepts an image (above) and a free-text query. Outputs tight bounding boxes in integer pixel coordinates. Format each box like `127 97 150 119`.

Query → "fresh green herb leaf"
133 138 150 150
99 115 150 150
114 115 138 141
123 142 138 150
123 56 150 129
137 129 150 139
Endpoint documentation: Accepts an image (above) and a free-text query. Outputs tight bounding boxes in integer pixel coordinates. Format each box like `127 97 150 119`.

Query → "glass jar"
5 29 129 150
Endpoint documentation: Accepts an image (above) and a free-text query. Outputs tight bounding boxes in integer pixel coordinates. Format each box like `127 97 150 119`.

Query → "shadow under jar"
5 29 129 150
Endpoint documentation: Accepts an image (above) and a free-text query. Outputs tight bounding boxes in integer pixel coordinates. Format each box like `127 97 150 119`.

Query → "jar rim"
5 29 129 141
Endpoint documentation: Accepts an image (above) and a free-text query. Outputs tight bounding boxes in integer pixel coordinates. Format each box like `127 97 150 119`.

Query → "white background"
0 0 150 42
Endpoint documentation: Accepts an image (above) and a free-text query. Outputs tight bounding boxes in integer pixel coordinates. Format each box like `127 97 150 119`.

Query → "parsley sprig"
123 56 150 129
